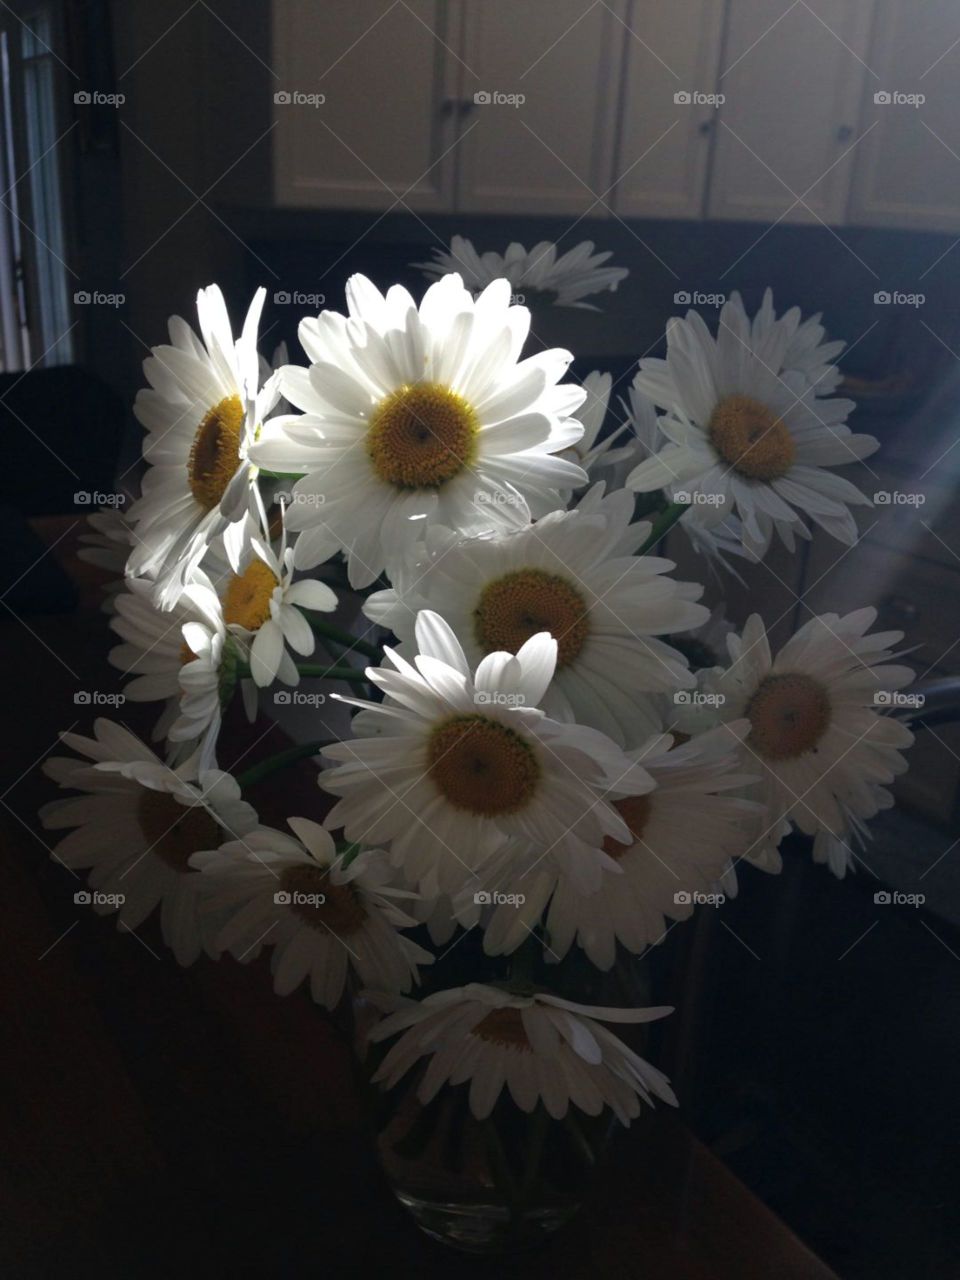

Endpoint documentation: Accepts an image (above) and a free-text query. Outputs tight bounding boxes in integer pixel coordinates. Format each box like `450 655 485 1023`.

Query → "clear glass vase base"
394 1189 581 1253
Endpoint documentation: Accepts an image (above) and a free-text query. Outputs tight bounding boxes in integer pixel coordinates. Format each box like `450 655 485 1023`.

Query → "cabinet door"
454 0 626 215
272 0 456 210
848 0 960 231
707 0 876 225
612 0 725 219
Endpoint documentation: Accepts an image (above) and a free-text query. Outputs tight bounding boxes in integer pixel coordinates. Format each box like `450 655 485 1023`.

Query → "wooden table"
0 519 838 1278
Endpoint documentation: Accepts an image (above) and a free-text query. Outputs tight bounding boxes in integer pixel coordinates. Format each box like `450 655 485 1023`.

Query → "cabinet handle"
836 124 853 143
881 593 919 625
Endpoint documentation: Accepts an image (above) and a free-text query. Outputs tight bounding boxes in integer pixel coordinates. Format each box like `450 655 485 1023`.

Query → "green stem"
305 615 382 661
257 469 307 481
236 740 330 788
638 500 690 555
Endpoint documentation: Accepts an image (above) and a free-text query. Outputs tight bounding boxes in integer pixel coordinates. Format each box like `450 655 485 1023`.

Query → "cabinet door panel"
708 0 875 225
848 0 960 230
613 0 724 219
272 0 455 210
455 0 625 215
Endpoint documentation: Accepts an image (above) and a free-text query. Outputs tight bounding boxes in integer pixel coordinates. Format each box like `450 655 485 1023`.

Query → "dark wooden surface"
0 518 839 1278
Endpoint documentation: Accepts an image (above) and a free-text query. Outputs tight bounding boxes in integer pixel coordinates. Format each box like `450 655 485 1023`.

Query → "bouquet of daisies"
41 254 915 1176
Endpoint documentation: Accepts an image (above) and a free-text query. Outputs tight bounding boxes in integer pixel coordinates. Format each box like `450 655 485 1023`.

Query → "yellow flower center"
472 1006 532 1052
746 673 831 760
708 393 795 481
427 714 540 816
602 793 653 858
223 560 278 631
366 382 478 489
188 394 245 511
137 790 219 873
474 569 589 669
281 864 368 935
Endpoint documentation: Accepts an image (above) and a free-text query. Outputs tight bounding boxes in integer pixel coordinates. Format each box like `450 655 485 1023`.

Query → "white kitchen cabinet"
453 0 626 216
272 0 457 211
612 0 725 219
707 0 876 225
847 0 960 231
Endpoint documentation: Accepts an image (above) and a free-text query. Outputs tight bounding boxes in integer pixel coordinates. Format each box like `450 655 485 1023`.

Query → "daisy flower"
559 371 643 496
108 570 228 755
320 611 656 898
735 287 846 395
250 274 588 587
220 516 337 688
191 818 432 1008
474 724 763 969
364 484 710 744
708 609 915 876
626 301 877 559
39 719 259 964
126 284 280 608
368 983 676 1123
414 236 629 310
